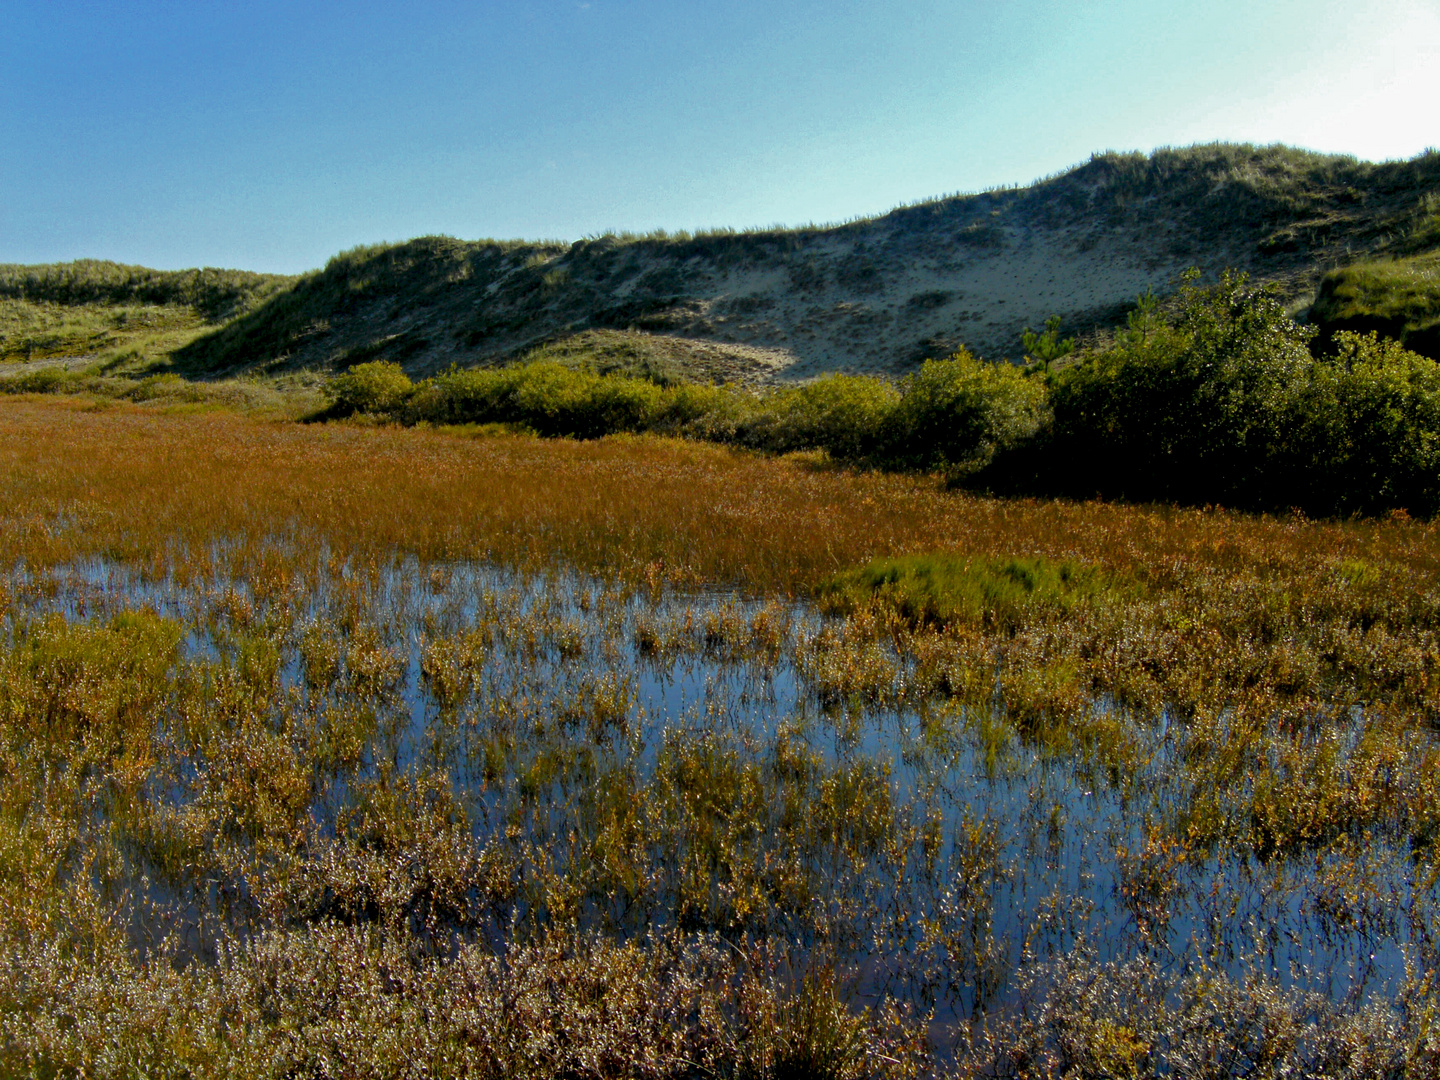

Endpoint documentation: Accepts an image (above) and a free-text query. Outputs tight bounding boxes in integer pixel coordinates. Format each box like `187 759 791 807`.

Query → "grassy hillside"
172 142 1440 381
8 143 1440 382
1309 250 1440 358
0 260 294 370
0 259 291 316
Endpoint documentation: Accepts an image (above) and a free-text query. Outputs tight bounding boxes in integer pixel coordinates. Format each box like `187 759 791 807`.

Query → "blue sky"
2 0 1436 273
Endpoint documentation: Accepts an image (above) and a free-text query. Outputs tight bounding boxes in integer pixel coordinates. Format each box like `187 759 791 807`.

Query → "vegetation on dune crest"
1061 143 1440 235
0 259 291 319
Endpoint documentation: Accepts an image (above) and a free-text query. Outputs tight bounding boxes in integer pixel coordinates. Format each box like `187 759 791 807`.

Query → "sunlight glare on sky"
1183 2 1439 164
0 0 1435 272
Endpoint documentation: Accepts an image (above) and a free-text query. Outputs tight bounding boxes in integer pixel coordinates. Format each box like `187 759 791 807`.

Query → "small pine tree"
1021 315 1076 373
1125 287 1160 343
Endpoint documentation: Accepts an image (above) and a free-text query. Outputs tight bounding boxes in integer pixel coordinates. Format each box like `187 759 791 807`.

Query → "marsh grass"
2 398 1440 1076
817 555 1137 633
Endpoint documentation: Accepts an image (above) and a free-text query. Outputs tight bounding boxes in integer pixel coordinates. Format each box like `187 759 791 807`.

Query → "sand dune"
172 145 1439 382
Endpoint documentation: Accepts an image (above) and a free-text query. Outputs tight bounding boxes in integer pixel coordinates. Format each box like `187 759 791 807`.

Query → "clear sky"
2 0 1436 273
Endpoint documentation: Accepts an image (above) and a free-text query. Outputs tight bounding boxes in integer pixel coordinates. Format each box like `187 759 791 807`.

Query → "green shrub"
1048 272 1316 506
406 366 506 425
0 366 71 394
1039 274 1440 515
734 374 900 459
656 380 738 432
887 350 1049 476
329 360 415 414
406 361 667 438
1292 331 1440 515
510 362 664 438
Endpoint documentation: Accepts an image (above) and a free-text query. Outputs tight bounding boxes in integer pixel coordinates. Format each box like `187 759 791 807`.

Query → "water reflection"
5 553 1435 1027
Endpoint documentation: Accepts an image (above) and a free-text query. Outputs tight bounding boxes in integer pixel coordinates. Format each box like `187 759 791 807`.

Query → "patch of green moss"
818 553 1139 631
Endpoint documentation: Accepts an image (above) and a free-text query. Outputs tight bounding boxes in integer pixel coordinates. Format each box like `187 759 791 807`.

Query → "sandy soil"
684 224 1211 377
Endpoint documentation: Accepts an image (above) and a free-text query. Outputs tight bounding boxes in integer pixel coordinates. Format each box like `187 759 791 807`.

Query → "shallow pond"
5 552 1437 1039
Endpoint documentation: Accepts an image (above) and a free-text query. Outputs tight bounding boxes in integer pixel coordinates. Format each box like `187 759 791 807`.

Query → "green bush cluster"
329 360 416 415
328 354 1041 475
324 272 1440 517
1039 272 1440 515
720 374 900 459
408 361 729 438
886 352 1049 474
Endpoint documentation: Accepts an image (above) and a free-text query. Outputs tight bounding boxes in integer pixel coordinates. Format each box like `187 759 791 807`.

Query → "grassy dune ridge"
0 259 291 318
0 260 295 372
5 143 1440 383
168 144 1439 380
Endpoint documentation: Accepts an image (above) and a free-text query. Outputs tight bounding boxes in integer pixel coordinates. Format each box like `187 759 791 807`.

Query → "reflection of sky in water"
5 554 1434 1015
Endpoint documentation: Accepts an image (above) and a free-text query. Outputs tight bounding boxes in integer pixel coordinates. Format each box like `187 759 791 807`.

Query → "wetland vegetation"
4 141 1440 1077
2 398 1440 1077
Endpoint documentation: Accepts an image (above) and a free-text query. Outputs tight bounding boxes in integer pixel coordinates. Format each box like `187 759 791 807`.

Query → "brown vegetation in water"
3 397 1440 1077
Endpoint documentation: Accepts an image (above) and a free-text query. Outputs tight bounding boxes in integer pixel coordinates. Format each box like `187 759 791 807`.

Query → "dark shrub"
1048 273 1316 506
1293 331 1440 516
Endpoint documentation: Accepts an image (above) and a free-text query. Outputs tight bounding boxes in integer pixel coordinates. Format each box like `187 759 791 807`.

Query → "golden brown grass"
2 396 1436 592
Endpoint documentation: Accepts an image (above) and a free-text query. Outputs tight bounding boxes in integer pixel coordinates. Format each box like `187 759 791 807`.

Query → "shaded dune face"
168 144 1440 382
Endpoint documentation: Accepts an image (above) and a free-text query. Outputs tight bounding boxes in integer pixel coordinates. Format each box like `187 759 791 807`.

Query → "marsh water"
7 551 1436 1037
